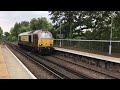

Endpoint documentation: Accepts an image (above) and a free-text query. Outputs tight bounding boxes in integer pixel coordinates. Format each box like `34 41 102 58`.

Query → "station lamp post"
60 22 62 47
58 19 62 47
109 12 114 55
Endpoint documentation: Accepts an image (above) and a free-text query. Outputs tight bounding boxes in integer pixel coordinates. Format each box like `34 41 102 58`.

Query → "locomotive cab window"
41 32 52 38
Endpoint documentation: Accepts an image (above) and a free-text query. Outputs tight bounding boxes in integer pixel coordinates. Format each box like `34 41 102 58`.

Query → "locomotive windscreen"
41 32 52 38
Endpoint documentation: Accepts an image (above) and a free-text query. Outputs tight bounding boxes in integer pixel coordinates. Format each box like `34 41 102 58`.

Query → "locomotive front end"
38 30 54 54
38 31 54 47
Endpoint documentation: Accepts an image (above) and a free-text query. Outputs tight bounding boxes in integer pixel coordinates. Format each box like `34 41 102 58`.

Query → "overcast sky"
0 11 51 33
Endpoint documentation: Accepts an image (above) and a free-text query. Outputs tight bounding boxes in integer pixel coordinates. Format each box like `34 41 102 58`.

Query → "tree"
10 21 31 41
0 27 3 35
10 22 21 37
9 17 53 42
49 11 120 40
49 11 89 39
4 32 10 40
30 17 53 31
0 27 3 40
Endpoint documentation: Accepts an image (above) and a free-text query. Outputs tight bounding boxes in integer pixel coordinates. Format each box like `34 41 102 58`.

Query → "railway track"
5 42 92 79
34 54 94 79
5 42 63 79
46 55 119 79
5 41 120 79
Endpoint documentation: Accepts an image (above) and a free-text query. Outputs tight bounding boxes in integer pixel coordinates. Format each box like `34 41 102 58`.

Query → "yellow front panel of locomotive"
38 39 53 47
38 40 42 46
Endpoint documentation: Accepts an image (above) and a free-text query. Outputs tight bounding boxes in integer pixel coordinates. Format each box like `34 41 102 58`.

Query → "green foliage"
8 17 53 42
6 35 12 41
11 36 17 41
7 11 120 42
30 17 53 31
49 11 120 40
4 32 10 39
5 34 17 42
0 27 3 35
10 21 31 38
0 27 3 41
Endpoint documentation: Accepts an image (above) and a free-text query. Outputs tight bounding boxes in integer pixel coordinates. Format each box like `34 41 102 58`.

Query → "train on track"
18 29 54 54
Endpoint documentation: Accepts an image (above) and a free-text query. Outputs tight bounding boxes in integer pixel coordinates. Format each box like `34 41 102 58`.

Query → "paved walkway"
0 45 9 79
0 44 36 79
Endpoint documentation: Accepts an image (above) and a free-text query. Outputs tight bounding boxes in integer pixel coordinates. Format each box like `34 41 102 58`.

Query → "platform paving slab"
0 45 34 79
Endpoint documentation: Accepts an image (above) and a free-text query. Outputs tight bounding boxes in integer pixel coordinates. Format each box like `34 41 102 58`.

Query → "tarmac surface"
0 44 36 79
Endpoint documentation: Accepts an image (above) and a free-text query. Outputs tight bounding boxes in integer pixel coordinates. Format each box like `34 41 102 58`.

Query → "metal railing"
54 39 120 55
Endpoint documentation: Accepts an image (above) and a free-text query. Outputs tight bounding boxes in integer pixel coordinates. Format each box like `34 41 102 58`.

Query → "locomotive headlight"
40 44 42 46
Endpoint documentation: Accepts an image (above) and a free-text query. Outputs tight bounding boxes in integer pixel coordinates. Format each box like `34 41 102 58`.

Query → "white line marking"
5 45 37 79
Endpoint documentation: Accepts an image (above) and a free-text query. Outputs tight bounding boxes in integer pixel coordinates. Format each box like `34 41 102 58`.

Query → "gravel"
54 54 120 79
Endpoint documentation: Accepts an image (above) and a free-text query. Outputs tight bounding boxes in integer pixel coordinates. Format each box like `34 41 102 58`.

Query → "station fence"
54 39 120 54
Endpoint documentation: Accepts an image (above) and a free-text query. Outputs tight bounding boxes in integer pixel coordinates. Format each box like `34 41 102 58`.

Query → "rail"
5 42 91 79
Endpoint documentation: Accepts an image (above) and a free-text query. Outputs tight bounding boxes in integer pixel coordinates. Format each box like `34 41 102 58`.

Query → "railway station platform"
54 47 120 64
0 44 36 79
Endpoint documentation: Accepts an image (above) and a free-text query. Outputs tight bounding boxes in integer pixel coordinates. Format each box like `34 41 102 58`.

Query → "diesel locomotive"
18 29 54 54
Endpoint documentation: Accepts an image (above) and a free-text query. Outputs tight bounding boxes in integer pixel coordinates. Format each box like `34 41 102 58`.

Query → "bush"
11 36 17 42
